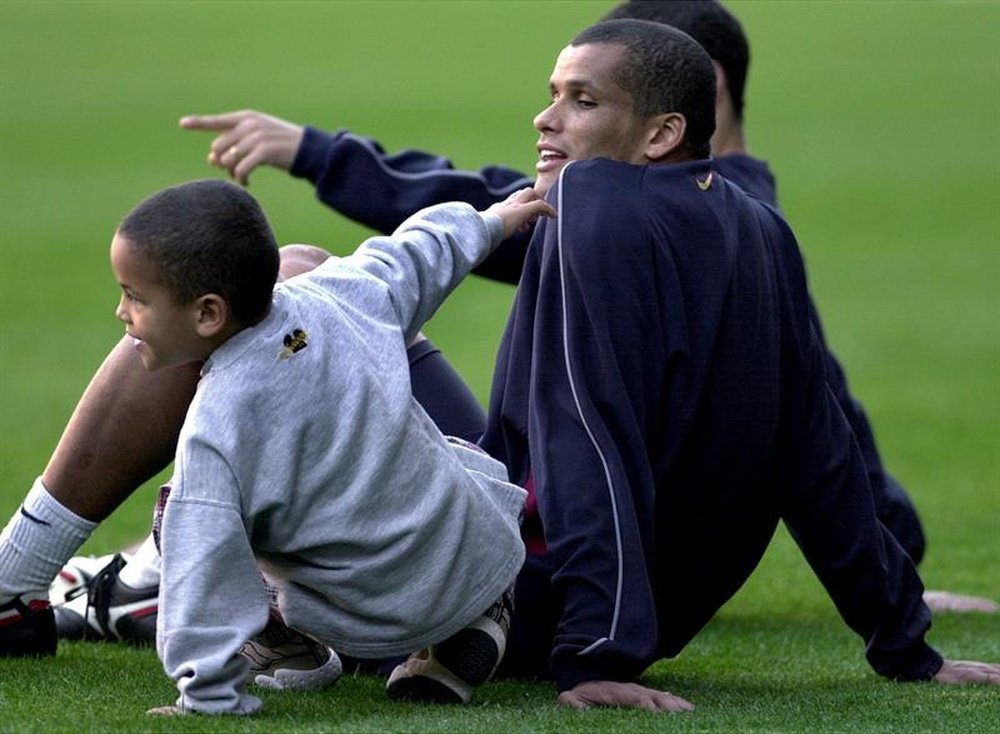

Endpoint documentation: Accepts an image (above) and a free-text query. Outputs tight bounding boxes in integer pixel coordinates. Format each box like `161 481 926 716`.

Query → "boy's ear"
645 112 688 162
193 293 230 338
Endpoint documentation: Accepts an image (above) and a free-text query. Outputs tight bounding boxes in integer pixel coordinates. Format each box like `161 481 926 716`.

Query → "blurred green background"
0 0 997 703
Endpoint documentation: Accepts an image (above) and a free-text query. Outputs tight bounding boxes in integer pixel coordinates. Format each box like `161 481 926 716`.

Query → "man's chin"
535 161 571 198
534 174 556 198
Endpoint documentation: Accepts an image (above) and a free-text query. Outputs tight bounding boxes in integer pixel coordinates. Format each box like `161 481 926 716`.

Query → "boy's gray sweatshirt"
156 204 526 714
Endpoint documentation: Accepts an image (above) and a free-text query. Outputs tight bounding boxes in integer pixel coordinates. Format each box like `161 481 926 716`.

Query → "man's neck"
711 98 749 158
711 121 747 158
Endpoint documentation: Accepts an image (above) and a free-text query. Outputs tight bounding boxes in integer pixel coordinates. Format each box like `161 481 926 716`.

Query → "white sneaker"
241 614 343 691
386 588 512 704
49 553 120 605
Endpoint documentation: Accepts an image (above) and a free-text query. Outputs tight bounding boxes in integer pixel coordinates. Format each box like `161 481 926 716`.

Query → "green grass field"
1 0 997 730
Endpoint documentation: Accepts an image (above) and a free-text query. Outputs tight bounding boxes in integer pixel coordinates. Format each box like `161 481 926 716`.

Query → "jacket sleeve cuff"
868 639 943 682
551 649 646 693
290 126 347 183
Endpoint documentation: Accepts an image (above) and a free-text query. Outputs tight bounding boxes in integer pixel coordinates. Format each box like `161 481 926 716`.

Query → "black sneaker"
0 594 57 658
53 554 157 647
240 612 343 691
386 587 513 704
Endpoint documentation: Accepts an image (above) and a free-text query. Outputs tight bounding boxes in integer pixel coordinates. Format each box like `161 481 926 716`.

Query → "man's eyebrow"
551 78 601 93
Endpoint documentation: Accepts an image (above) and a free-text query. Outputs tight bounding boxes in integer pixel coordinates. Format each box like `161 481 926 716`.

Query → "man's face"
110 233 203 371
533 42 654 196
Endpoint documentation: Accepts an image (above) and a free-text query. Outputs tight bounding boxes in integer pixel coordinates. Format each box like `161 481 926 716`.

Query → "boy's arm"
349 190 552 342
156 475 270 715
181 111 534 283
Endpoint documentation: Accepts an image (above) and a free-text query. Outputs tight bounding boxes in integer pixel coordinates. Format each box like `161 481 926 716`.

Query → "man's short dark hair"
572 18 716 159
118 179 279 326
604 0 750 121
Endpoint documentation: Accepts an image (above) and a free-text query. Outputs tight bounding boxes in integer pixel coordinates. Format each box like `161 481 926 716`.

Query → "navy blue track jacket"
479 158 941 689
291 127 925 564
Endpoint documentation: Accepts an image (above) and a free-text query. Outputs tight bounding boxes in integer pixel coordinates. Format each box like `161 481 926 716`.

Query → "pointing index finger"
179 111 247 131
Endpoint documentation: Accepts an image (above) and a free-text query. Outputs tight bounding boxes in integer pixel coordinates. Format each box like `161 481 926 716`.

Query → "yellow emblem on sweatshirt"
280 328 309 359
696 171 713 191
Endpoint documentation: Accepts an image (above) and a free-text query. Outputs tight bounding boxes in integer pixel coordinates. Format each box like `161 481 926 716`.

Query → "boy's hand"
147 705 184 716
485 187 557 240
179 110 304 186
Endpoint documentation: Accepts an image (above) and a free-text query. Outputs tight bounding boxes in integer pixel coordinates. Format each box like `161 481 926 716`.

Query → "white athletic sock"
0 477 97 604
117 532 161 589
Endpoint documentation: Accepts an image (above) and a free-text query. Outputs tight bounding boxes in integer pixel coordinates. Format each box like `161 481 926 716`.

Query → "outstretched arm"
180 110 535 283
305 190 552 344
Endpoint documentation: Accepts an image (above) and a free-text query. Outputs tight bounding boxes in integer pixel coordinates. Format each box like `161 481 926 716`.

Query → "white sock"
117 532 161 589
0 477 97 604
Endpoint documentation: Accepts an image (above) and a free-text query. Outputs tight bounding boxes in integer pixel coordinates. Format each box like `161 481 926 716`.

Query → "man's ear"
645 112 687 162
193 294 230 338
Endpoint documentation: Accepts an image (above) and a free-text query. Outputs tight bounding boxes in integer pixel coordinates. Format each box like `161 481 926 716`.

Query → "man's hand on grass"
923 590 999 614
557 680 694 712
934 659 1000 685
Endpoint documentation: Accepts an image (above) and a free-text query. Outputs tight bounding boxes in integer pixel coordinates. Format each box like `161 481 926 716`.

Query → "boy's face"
110 233 203 371
533 42 656 195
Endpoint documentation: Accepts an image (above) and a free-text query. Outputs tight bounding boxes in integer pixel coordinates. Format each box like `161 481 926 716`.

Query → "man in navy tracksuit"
471 19 960 709
486 152 944 704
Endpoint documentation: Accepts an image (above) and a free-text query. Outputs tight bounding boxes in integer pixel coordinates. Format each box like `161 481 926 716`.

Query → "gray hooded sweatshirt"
157 203 526 714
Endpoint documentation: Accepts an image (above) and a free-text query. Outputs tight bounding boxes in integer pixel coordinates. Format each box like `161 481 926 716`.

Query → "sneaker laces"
88 553 128 636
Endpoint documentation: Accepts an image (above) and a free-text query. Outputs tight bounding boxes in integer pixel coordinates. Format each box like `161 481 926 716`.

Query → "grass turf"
1 0 997 730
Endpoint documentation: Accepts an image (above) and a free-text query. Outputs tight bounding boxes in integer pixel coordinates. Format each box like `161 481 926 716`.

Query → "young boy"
106 179 553 714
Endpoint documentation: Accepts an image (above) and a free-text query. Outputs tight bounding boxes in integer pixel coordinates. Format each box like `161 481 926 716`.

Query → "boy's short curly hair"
117 179 279 326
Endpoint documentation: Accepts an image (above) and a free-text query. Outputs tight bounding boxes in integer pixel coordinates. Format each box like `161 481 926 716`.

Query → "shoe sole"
386 616 506 704
386 673 465 704
252 647 343 691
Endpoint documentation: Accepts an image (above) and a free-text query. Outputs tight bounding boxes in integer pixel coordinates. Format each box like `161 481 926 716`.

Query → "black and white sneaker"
53 554 157 647
241 612 343 691
0 594 57 658
386 587 513 704
48 553 118 606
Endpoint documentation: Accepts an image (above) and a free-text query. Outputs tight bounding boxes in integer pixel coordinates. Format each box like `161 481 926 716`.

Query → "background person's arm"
182 111 535 284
